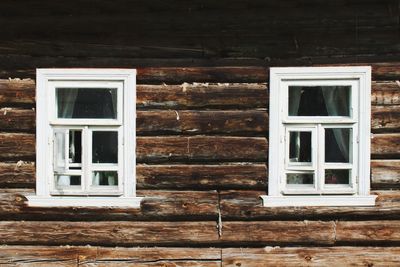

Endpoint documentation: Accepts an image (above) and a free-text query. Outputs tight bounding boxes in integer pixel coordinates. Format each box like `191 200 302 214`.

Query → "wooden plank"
137 163 267 190
0 189 218 220
372 81 400 105
0 161 35 188
371 160 400 189
222 247 400 267
220 221 335 245
336 220 400 244
136 136 268 163
371 133 400 158
137 83 268 109
0 221 218 246
137 110 268 135
0 246 221 267
220 190 400 220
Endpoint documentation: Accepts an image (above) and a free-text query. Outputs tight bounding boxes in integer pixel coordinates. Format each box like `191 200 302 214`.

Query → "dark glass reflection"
69 130 81 164
325 128 350 163
57 88 117 119
289 86 350 116
92 131 118 163
56 175 81 187
289 131 311 163
325 169 350 184
92 171 118 186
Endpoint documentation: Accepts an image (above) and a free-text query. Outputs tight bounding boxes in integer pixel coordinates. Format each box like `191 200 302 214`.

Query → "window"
26 69 142 207
262 67 376 207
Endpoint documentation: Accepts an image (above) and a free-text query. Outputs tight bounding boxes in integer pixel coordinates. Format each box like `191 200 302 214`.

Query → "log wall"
0 0 400 266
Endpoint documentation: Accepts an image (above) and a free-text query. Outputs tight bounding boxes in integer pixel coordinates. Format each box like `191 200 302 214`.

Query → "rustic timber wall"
0 0 400 266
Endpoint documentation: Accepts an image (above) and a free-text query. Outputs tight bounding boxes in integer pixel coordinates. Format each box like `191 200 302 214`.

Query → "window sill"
260 195 377 207
25 195 143 208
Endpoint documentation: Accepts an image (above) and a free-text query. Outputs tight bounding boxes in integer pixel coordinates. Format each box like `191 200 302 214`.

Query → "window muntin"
263 67 376 207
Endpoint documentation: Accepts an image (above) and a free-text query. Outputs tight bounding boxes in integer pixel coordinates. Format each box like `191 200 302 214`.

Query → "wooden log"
0 221 218 246
137 163 267 190
336 220 400 244
372 105 400 132
0 80 399 110
0 133 35 160
0 246 221 267
371 133 400 158
0 162 267 190
372 81 400 105
220 190 400 220
0 79 35 105
137 110 268 135
371 160 400 189
136 136 268 163
222 247 400 267
0 134 268 162
137 83 268 109
137 67 268 84
0 161 35 188
2 106 400 135
0 189 218 220
1 133 399 162
220 221 335 245
0 107 35 132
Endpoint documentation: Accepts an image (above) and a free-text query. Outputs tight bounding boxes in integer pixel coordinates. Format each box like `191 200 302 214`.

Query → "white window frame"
261 66 376 207
26 69 142 207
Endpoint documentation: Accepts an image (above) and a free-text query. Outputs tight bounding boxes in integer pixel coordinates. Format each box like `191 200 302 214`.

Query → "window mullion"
83 126 90 193
317 123 324 193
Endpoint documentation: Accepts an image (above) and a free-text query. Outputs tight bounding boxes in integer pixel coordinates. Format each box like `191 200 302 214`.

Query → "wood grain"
220 221 335 245
220 190 400 220
0 246 221 267
0 221 218 246
222 247 400 267
371 160 400 189
0 189 218 221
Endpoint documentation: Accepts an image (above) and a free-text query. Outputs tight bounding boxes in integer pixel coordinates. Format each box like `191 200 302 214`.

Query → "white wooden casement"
261 66 376 207
26 69 142 207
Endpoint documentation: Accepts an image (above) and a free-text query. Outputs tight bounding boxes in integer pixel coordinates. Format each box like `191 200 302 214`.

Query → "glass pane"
289 86 350 116
55 175 81 187
92 171 118 186
289 131 311 163
57 88 117 119
69 130 82 165
287 173 314 184
92 131 118 163
325 128 350 163
53 130 66 172
325 169 350 184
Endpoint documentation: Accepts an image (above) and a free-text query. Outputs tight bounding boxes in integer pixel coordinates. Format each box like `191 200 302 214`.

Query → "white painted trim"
266 66 374 207
26 195 143 208
31 68 138 208
261 195 377 207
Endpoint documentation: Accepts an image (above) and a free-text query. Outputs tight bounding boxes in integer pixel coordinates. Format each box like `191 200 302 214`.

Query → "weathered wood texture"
0 221 218 246
220 190 400 220
222 247 400 267
1 80 399 109
1 160 400 190
0 189 218 221
4 133 400 161
0 246 221 267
